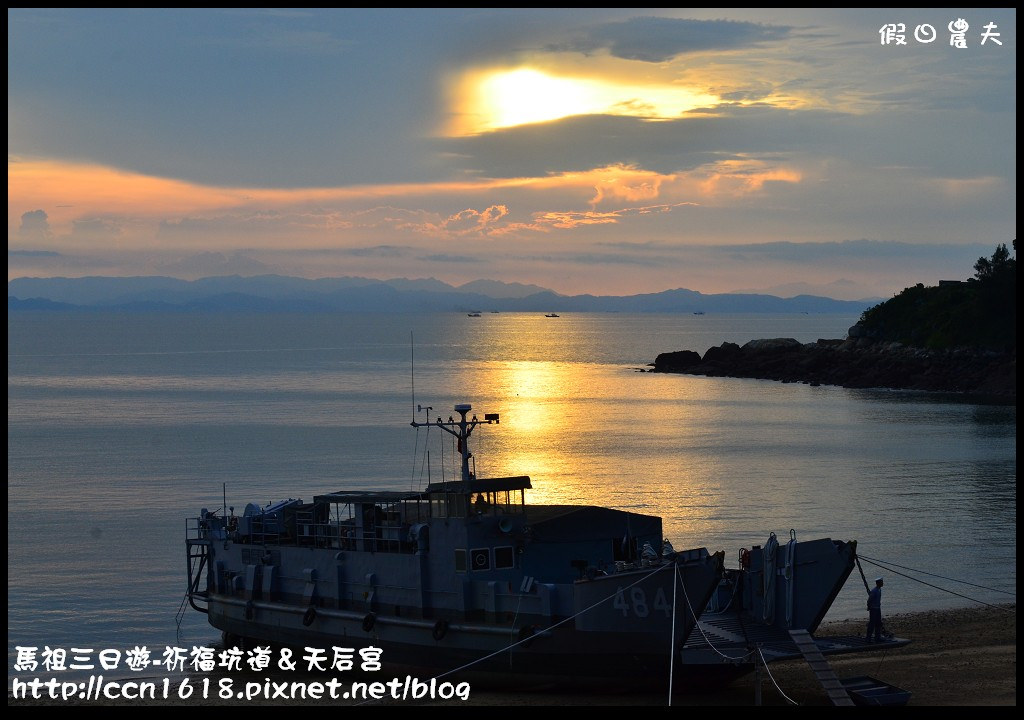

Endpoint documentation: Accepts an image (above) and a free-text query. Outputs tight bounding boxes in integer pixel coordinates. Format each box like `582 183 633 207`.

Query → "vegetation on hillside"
858 241 1016 352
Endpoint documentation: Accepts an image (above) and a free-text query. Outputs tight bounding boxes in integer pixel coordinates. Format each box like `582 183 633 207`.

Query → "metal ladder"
788 628 854 706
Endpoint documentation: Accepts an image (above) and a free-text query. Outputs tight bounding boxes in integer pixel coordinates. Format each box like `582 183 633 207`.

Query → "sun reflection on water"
448 347 725 549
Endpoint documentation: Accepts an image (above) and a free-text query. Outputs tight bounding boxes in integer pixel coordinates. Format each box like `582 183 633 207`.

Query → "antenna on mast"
410 331 415 423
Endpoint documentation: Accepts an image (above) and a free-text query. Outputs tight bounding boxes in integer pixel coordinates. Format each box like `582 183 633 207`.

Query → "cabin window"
431 495 448 519
494 546 514 569
470 548 490 571
402 498 428 524
450 495 468 518
454 549 467 573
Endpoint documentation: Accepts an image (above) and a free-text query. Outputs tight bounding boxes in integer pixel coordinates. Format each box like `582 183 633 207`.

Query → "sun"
480 69 598 129
449 67 720 136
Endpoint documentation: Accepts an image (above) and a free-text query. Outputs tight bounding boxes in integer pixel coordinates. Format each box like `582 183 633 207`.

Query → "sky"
7 8 1017 299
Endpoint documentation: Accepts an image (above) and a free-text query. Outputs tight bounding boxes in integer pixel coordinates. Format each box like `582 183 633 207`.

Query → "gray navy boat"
185 402 905 689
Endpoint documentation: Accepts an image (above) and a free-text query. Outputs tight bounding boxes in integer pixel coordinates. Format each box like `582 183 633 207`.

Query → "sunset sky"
7 8 1017 299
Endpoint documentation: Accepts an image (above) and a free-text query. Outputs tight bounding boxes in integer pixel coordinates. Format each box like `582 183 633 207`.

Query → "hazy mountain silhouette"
8 274 873 314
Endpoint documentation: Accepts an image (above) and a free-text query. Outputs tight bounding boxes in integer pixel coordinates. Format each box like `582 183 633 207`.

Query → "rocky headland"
651 327 1015 401
653 244 1016 401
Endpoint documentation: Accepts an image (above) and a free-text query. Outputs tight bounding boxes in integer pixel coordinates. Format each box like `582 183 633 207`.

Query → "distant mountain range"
7 275 880 314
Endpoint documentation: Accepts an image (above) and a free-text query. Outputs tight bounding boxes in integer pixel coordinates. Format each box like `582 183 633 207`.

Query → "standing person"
866 576 884 642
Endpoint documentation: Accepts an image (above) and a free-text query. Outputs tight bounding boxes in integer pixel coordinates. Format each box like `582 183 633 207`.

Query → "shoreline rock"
652 336 1016 401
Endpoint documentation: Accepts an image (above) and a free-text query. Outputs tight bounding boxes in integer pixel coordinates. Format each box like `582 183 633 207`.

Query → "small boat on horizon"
544 313 560 317
467 312 482 317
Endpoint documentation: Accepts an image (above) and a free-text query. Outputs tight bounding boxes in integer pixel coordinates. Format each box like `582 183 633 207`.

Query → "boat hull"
199 552 725 688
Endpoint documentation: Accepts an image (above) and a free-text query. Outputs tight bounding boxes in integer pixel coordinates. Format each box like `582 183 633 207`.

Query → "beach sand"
460 604 1017 707
8 604 1014 706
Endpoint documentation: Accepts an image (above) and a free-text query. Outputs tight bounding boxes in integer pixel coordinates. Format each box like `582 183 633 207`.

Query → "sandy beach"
682 603 1017 707
459 603 1017 706
9 603 1014 707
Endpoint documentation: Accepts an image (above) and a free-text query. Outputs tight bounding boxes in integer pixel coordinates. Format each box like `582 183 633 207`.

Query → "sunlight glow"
452 68 720 135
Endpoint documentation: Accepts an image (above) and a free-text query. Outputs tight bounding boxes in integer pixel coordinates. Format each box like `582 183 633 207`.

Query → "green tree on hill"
973 241 1015 282
858 242 1015 352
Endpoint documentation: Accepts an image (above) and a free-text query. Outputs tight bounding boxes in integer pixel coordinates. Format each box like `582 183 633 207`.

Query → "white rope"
762 532 778 624
435 562 674 682
356 562 677 705
859 556 1016 609
858 553 1015 595
174 592 189 636
676 565 751 662
756 646 799 706
508 590 525 670
784 530 796 628
668 558 678 705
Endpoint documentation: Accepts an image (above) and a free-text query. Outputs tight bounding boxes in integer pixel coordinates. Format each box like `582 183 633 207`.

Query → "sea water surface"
7 311 1016 682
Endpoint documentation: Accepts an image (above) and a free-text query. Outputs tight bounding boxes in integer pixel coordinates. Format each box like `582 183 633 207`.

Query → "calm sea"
7 311 1016 682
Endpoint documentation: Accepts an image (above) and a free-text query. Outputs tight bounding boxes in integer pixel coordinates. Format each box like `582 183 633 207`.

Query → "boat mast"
412 403 499 487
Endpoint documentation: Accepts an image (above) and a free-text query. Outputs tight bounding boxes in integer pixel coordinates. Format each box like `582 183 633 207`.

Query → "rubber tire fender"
432 619 449 641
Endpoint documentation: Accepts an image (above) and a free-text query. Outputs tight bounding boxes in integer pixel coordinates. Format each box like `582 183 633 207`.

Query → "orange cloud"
694 158 802 196
8 156 524 212
584 165 674 205
8 158 249 230
10 157 679 215
926 175 1002 199
8 157 684 239
490 202 695 235
9 156 796 250
402 205 511 236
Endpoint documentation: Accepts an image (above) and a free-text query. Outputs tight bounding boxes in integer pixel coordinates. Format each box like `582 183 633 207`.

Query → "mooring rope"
762 532 778 624
858 554 1016 596
508 589 525 670
355 561 682 706
855 554 871 594
756 646 799 706
174 592 189 635
676 565 751 662
431 561 674 682
668 559 678 705
175 593 187 625
784 529 797 628
858 557 1014 611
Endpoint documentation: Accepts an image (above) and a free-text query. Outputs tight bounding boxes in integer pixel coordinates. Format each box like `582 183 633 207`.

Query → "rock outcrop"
652 334 1015 400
